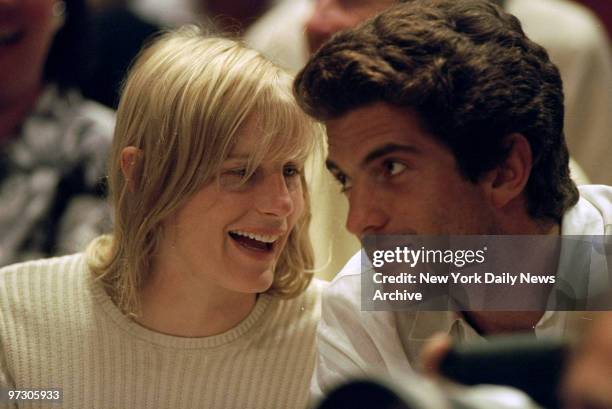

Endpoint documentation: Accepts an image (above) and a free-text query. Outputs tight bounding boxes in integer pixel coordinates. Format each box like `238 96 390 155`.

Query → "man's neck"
462 310 545 336
463 219 561 336
496 203 561 236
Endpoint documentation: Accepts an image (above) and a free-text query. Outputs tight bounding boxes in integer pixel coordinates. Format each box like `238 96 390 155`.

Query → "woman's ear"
120 146 143 193
481 133 532 209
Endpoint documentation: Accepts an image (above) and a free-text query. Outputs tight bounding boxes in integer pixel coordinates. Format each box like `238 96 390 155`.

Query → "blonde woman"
0 27 325 408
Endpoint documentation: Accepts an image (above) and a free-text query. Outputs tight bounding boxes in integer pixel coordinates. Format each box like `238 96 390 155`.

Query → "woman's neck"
135 267 258 338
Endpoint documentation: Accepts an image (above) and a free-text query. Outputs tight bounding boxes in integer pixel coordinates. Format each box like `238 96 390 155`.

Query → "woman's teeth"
230 230 280 243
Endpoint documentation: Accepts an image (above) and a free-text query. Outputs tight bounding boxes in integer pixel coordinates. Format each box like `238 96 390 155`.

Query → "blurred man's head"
304 0 506 54
295 0 578 239
305 0 396 53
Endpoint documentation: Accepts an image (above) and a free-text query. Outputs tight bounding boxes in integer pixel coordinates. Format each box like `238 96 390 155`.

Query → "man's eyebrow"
362 144 419 167
325 144 418 173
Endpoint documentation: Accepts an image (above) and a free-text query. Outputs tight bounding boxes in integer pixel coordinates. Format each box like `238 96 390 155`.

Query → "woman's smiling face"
157 117 306 295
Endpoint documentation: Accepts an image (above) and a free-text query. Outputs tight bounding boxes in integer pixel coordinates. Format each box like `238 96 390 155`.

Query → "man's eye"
332 171 352 193
383 160 407 176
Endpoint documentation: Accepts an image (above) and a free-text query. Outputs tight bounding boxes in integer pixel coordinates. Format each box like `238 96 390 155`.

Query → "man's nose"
345 183 389 239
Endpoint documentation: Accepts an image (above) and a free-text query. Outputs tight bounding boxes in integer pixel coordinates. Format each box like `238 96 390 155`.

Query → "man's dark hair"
294 0 578 222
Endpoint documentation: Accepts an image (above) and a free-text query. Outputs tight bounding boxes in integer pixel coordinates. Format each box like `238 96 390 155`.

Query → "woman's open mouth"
228 230 281 253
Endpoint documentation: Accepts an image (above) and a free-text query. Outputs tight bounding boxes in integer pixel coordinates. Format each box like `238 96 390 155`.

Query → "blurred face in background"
305 0 396 53
0 0 61 103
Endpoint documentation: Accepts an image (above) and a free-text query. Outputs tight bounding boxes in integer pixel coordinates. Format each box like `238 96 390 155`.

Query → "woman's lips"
229 231 275 253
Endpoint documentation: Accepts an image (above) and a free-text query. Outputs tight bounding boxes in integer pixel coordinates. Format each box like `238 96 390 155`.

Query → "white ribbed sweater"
0 254 324 408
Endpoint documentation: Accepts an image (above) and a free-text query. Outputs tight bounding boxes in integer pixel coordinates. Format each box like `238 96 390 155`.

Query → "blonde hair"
87 26 322 315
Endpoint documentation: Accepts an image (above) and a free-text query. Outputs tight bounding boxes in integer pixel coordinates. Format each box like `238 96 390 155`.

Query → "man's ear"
481 133 532 209
120 146 143 193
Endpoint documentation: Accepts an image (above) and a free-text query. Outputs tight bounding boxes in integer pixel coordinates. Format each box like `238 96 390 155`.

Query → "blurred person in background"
80 0 162 108
562 312 612 409
81 0 277 108
0 27 325 408
245 0 609 280
0 0 115 267
88 0 273 29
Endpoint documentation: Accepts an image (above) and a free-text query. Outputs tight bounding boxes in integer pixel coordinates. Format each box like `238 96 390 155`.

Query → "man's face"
305 0 396 53
325 102 498 240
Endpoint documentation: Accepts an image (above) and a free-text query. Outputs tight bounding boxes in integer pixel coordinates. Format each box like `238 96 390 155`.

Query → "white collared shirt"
312 185 612 398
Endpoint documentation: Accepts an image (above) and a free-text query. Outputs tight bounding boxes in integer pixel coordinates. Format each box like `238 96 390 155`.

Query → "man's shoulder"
324 251 363 304
578 185 612 213
332 251 363 282
567 185 612 234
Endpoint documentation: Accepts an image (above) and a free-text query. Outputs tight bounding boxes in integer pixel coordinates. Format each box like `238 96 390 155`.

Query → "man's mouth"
0 28 24 46
228 230 281 252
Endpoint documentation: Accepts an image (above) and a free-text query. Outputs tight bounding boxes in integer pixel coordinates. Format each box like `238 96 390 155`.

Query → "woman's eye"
283 164 303 190
283 165 300 178
229 168 247 177
219 168 250 190
384 160 407 176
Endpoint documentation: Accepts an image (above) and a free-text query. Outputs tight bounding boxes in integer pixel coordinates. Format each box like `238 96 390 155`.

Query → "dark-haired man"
293 0 612 397
247 0 611 184
246 0 611 286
